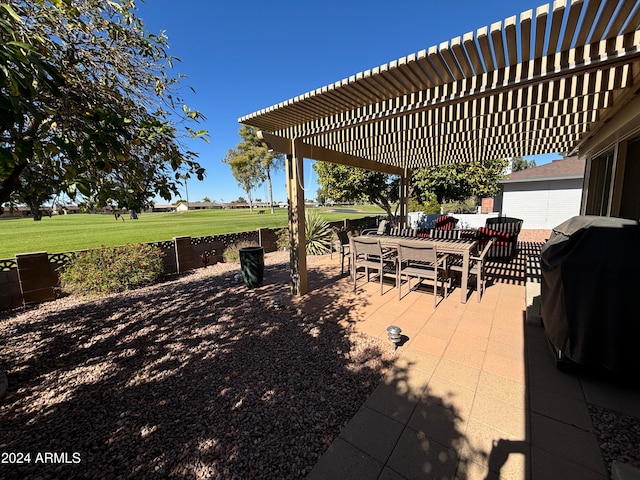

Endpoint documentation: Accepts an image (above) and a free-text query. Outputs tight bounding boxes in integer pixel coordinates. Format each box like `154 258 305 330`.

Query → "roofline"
501 174 584 184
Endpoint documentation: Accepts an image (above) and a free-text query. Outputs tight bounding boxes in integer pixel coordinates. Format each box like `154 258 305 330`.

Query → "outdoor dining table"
351 235 478 304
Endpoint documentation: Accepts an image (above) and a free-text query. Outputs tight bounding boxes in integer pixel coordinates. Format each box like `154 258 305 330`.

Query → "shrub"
59 243 164 296
223 240 260 263
305 210 332 255
442 197 477 214
275 227 289 250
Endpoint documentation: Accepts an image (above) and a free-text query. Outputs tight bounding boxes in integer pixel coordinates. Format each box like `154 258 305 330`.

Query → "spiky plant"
305 210 333 255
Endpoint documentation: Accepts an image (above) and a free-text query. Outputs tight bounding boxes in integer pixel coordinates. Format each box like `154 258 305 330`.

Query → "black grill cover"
540 215 640 374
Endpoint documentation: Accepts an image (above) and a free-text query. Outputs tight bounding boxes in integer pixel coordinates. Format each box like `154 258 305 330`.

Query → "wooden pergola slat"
238 0 640 295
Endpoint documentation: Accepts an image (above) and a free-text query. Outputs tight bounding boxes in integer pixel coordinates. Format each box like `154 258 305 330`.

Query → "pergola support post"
286 140 308 296
399 170 411 228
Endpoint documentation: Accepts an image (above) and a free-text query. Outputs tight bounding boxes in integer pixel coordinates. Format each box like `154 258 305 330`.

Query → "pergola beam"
258 131 405 176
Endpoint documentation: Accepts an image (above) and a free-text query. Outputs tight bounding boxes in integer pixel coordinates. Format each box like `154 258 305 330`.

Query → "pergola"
239 0 640 295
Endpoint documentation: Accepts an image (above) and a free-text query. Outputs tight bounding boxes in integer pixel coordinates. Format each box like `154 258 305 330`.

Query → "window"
585 151 614 216
618 137 640 221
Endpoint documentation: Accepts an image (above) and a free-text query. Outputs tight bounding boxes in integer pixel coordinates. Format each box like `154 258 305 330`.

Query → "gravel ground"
588 403 640 476
0 252 397 479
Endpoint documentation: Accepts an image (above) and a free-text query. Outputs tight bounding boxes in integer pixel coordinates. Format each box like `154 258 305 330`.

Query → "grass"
0 206 383 259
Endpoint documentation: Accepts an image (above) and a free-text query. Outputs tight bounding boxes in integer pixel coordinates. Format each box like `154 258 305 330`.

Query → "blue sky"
136 0 563 204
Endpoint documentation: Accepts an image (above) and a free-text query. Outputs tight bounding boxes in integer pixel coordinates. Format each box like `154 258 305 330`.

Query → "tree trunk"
28 200 43 221
370 194 397 227
266 168 275 214
246 190 253 211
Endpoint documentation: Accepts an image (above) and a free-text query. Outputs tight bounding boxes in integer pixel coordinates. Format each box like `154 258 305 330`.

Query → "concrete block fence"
0 217 377 312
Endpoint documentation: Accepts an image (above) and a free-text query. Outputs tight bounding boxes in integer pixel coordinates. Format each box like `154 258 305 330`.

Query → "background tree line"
313 156 537 224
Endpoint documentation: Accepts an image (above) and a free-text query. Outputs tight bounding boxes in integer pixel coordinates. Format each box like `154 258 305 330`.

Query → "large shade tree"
222 126 284 213
0 0 208 218
313 162 400 225
411 158 508 204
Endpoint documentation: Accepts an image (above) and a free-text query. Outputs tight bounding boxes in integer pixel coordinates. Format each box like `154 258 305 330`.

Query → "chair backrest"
430 228 461 240
390 227 418 237
353 237 382 257
485 217 523 235
337 229 350 246
376 220 389 235
398 241 437 265
435 215 459 230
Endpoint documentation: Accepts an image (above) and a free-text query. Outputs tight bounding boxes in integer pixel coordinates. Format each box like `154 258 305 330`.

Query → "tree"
202 196 211 203
411 158 508 204
222 148 262 210
14 163 56 220
313 162 400 225
223 126 284 213
511 157 537 172
0 0 208 217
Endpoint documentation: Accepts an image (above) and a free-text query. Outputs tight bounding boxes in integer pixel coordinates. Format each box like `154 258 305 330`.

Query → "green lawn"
0 206 383 259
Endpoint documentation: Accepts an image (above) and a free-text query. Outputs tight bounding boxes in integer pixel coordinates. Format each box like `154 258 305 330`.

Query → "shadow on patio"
303 241 640 480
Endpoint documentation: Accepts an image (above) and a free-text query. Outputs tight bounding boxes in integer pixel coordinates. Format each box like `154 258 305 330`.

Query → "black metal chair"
335 229 351 275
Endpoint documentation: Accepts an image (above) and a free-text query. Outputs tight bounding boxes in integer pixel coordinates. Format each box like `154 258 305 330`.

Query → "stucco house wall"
498 157 585 230
502 178 583 229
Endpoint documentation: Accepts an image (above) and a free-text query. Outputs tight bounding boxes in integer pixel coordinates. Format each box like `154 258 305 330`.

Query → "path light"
271 295 281 309
387 325 402 350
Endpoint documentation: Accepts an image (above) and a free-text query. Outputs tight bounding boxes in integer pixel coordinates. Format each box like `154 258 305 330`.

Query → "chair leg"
477 267 484 302
433 277 437 307
353 265 357 291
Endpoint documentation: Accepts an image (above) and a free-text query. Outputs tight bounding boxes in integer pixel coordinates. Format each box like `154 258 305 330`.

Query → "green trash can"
239 246 264 288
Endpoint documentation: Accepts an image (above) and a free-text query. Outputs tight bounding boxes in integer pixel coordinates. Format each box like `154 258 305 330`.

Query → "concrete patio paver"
297 248 637 479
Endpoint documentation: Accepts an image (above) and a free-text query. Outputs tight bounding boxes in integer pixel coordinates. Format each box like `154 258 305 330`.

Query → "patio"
288 240 640 480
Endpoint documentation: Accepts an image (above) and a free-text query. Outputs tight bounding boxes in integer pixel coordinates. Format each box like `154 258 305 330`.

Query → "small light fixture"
271 295 281 309
387 325 402 350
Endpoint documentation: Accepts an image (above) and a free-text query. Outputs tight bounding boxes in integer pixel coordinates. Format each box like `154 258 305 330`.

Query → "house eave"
501 174 584 184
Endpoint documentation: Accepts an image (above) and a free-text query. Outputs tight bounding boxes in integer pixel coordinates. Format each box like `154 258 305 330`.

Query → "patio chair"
351 236 397 294
335 229 351 275
435 215 459 230
389 227 418 237
396 241 448 306
480 217 523 258
361 219 389 236
448 238 495 302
